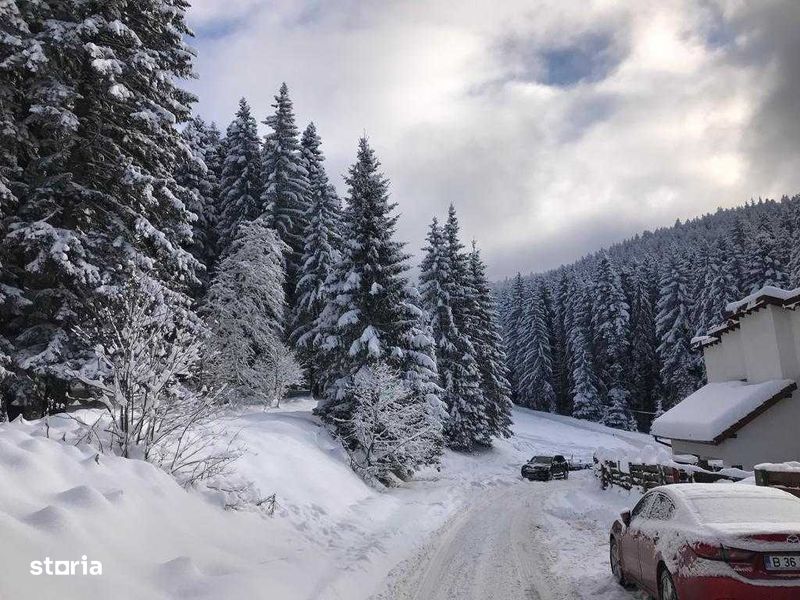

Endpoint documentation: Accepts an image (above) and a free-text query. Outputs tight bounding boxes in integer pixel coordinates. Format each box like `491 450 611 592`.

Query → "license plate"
765 555 800 571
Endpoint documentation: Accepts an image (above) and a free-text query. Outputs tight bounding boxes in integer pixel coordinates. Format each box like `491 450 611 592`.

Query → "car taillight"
691 543 755 563
722 547 756 563
692 543 725 561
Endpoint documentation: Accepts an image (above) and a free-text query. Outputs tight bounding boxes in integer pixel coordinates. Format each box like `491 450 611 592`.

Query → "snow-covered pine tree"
591 254 631 410
467 243 513 439
0 0 201 416
216 98 263 253
502 273 527 401
693 238 737 333
789 207 800 287
746 216 790 293
176 116 222 291
656 251 698 407
567 283 603 421
726 216 748 287
203 218 302 404
518 281 556 411
550 269 572 414
570 330 603 422
261 83 310 308
442 204 474 331
314 138 444 473
419 218 488 450
289 123 341 393
601 389 638 431
0 0 41 414
441 204 504 448
628 259 661 431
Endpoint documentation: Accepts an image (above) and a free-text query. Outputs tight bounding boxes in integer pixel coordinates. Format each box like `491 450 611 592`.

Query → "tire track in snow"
371 481 576 600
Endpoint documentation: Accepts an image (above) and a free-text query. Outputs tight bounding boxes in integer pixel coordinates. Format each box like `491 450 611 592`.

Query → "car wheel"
609 538 629 587
659 567 679 600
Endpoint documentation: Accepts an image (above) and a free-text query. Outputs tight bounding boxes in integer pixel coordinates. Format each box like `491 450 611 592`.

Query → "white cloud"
186 0 800 278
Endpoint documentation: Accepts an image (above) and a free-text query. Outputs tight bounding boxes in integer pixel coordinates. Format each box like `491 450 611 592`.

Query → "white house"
651 286 800 470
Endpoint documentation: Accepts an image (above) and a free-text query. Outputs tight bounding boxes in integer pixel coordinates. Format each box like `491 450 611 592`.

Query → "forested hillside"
0 1 512 484
498 195 800 432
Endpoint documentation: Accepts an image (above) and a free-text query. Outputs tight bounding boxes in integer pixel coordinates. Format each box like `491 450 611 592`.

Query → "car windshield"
530 456 552 464
691 496 800 524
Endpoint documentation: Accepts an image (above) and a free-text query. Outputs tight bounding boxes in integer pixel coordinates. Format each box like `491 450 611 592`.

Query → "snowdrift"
0 401 372 599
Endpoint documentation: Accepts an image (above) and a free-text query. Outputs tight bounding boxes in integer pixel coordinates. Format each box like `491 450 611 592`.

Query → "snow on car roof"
649 379 796 443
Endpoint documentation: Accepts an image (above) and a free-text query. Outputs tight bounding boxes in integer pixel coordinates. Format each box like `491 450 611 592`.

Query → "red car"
609 483 800 599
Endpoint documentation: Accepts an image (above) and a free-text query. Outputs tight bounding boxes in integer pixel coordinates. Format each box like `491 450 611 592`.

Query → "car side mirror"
621 510 631 528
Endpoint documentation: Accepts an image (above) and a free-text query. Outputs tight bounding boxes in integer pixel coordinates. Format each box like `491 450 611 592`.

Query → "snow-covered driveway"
372 472 646 600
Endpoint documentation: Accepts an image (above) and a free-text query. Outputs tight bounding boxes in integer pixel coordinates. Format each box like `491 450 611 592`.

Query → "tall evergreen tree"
314 138 444 471
591 254 631 403
176 116 222 290
0 0 201 415
567 283 603 421
502 273 527 401
289 123 341 393
518 281 556 411
467 243 513 439
693 238 737 333
203 218 301 404
746 216 790 292
261 83 309 306
789 208 800 288
419 218 487 450
217 98 263 252
628 259 661 431
656 252 698 407
0 0 42 415
551 270 572 414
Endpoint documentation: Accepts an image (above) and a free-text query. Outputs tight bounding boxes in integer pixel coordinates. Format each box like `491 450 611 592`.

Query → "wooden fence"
596 458 747 493
755 468 800 498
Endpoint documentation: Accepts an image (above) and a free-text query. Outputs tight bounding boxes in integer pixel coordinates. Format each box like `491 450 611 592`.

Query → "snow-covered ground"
0 400 652 599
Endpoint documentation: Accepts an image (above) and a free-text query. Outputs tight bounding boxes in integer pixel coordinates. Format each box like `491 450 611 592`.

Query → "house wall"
739 306 786 382
671 391 800 470
704 329 746 382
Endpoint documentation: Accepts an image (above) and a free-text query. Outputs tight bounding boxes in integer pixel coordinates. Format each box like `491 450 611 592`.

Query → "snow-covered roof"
690 334 718 350
650 379 797 443
697 286 800 348
725 285 800 316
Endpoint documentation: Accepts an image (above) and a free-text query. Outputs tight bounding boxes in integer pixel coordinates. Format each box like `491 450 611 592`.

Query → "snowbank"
0 413 319 599
650 379 795 442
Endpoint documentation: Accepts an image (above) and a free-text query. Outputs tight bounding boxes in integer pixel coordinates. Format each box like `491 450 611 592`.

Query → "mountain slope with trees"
498 195 800 431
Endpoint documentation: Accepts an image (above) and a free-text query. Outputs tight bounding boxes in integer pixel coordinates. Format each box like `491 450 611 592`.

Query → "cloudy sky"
185 0 800 279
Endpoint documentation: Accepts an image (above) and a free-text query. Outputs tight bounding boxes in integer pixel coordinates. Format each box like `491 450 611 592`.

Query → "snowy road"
370 417 652 600
373 481 575 600
372 472 647 600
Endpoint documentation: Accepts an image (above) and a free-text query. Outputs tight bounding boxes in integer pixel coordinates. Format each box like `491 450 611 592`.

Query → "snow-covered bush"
203 218 303 406
263 347 304 408
72 271 237 485
340 363 442 485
